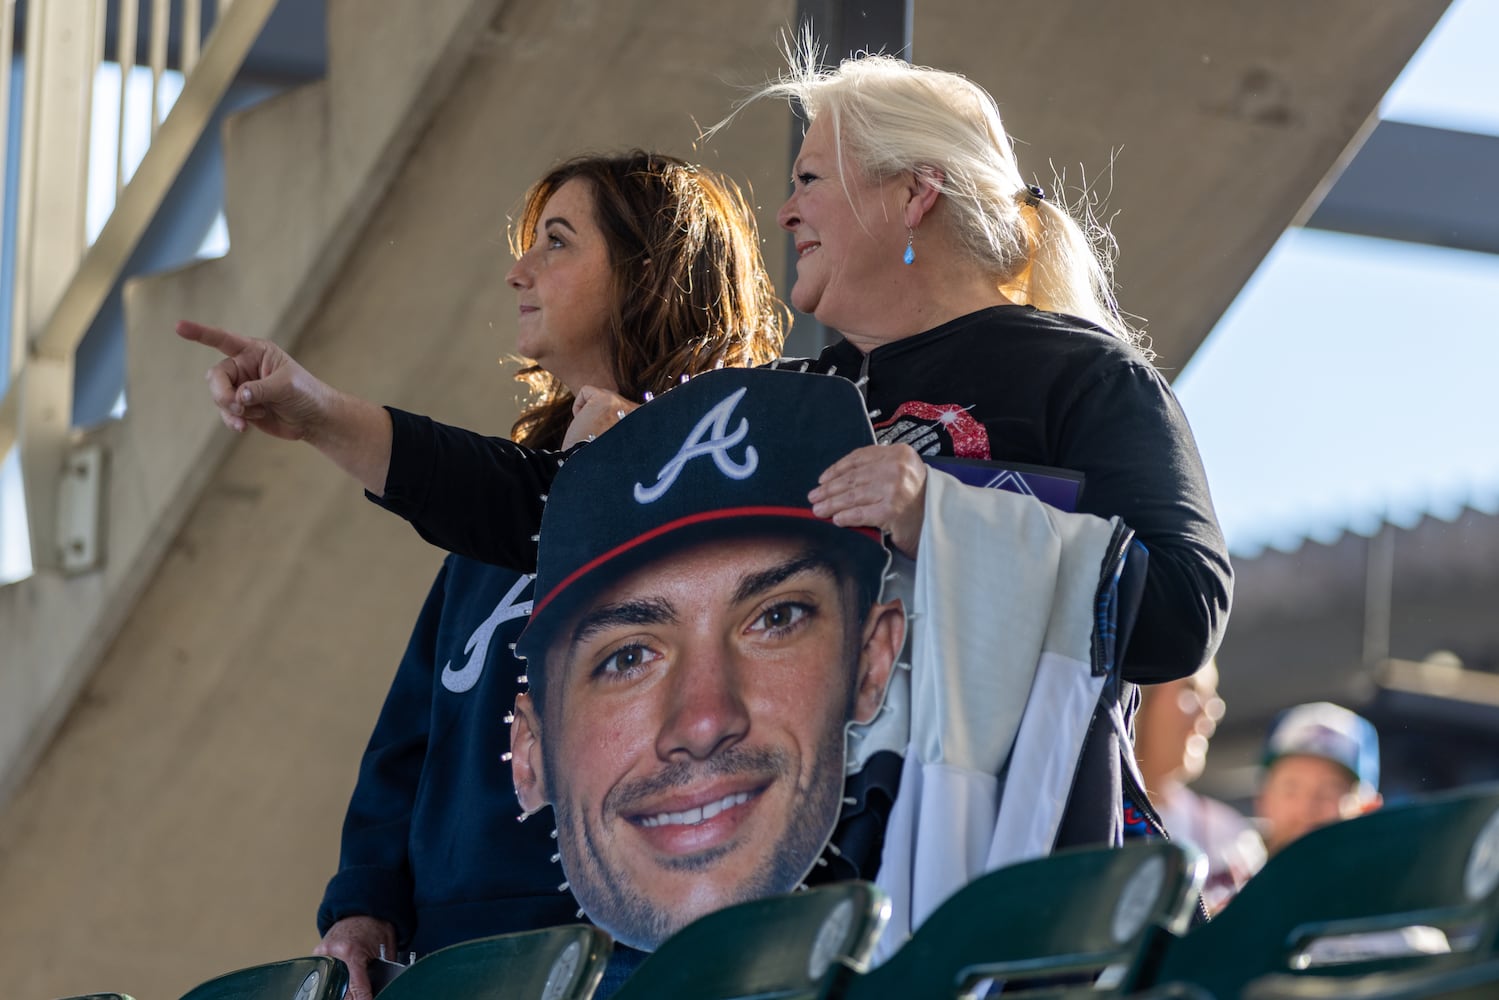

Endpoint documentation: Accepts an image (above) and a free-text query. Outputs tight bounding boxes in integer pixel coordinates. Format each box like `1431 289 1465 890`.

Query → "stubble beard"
549 719 850 951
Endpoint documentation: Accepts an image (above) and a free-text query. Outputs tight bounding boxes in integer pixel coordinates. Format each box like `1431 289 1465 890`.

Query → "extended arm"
179 320 567 570
177 321 394 495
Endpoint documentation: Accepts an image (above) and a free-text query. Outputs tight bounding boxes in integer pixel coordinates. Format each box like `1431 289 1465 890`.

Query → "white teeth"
639 791 752 828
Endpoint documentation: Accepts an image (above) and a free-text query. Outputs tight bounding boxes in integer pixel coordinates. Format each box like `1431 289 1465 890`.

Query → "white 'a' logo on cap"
634 386 758 503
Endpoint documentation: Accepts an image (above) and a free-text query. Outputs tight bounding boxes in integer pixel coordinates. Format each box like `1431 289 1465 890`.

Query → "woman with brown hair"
180 150 785 997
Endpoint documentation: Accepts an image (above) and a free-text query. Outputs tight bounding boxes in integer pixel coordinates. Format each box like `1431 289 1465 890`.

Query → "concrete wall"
0 0 792 995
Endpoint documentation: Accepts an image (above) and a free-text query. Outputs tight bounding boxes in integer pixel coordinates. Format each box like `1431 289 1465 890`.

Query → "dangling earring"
902 228 915 266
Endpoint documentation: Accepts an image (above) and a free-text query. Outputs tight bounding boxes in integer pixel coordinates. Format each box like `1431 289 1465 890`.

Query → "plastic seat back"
841 840 1204 999
1144 784 1499 999
1244 954 1499 1000
611 880 889 1000
377 925 610 1000
177 956 346 1000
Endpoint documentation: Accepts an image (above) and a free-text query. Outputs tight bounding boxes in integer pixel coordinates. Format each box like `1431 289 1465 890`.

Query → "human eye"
593 643 660 681
794 171 818 188
545 228 567 249
747 601 813 637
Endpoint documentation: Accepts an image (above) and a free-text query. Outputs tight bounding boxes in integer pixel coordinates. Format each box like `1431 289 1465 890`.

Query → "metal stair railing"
0 0 278 578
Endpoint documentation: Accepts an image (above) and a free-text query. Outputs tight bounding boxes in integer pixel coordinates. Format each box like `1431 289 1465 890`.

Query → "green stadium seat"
375 925 611 1000
177 956 346 1000
1137 783 1499 999
610 881 889 1000
836 840 1205 1000
1243 955 1499 999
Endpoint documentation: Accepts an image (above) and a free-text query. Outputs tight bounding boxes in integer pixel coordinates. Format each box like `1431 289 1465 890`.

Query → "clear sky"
1173 0 1499 554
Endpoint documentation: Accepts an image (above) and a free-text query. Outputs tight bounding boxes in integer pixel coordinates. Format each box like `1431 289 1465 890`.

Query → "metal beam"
1306 120 1499 256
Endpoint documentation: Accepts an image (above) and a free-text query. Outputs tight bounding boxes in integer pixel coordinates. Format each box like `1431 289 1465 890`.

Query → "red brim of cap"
516 506 884 663
533 506 881 619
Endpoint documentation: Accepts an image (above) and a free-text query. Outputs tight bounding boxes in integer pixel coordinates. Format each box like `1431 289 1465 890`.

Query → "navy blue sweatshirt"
316 555 581 953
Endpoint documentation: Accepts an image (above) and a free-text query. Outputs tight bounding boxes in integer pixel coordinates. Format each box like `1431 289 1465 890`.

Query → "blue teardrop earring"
902 228 915 265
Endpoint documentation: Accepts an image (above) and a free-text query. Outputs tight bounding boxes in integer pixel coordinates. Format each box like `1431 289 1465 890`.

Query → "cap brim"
515 513 887 666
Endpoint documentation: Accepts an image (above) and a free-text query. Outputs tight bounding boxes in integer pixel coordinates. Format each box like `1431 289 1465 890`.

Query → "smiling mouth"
796 241 820 258
636 790 757 829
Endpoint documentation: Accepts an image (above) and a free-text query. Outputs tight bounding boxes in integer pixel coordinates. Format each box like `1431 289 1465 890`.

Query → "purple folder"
922 456 1084 513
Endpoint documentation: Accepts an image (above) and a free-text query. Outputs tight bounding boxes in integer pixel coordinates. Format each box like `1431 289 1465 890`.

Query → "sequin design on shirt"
873 401 991 459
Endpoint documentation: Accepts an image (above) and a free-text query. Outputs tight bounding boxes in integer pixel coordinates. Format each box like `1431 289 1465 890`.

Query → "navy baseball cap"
1263 701 1380 793
515 367 890 666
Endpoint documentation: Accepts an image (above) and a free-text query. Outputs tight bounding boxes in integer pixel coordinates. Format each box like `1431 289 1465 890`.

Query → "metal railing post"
0 0 17 381
117 0 140 196
149 0 170 136
10 2 102 571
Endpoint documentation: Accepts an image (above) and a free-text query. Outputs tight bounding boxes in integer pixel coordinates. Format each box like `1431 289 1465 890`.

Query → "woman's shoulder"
933 307 1154 386
988 306 1148 359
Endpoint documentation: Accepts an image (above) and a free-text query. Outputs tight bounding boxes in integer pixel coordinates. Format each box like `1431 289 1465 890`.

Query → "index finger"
176 319 250 358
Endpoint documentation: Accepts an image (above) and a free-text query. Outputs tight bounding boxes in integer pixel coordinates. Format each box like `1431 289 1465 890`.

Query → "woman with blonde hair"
677 52 1229 863
718 48 1232 855
726 49 1230 684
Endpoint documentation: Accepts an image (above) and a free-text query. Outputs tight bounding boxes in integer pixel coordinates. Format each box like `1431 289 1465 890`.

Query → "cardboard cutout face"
507 367 903 951
512 534 901 950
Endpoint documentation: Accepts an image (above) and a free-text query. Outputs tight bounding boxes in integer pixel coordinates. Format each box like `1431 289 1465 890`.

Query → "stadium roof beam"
1306 120 1499 257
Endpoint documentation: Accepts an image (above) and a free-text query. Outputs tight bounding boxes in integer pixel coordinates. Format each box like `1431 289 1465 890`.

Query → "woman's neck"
554 354 619 398
836 278 1012 354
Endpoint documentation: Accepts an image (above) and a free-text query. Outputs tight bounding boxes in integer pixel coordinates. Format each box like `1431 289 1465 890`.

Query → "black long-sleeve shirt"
372 305 1231 684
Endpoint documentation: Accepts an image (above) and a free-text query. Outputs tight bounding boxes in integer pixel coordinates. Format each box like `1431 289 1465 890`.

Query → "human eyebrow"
731 552 837 607
542 216 577 234
567 597 677 652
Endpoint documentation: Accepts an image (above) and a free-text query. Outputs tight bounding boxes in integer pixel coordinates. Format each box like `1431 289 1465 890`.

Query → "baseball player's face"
511 535 902 950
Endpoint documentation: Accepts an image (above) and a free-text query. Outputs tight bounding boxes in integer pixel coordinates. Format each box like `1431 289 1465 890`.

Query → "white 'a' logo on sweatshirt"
441 574 534 693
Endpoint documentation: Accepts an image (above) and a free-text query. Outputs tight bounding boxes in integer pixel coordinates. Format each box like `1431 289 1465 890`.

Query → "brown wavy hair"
508 151 789 449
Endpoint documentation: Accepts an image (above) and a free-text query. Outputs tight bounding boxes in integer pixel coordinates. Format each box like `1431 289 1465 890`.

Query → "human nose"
776 190 800 233
505 251 532 290
655 643 749 761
